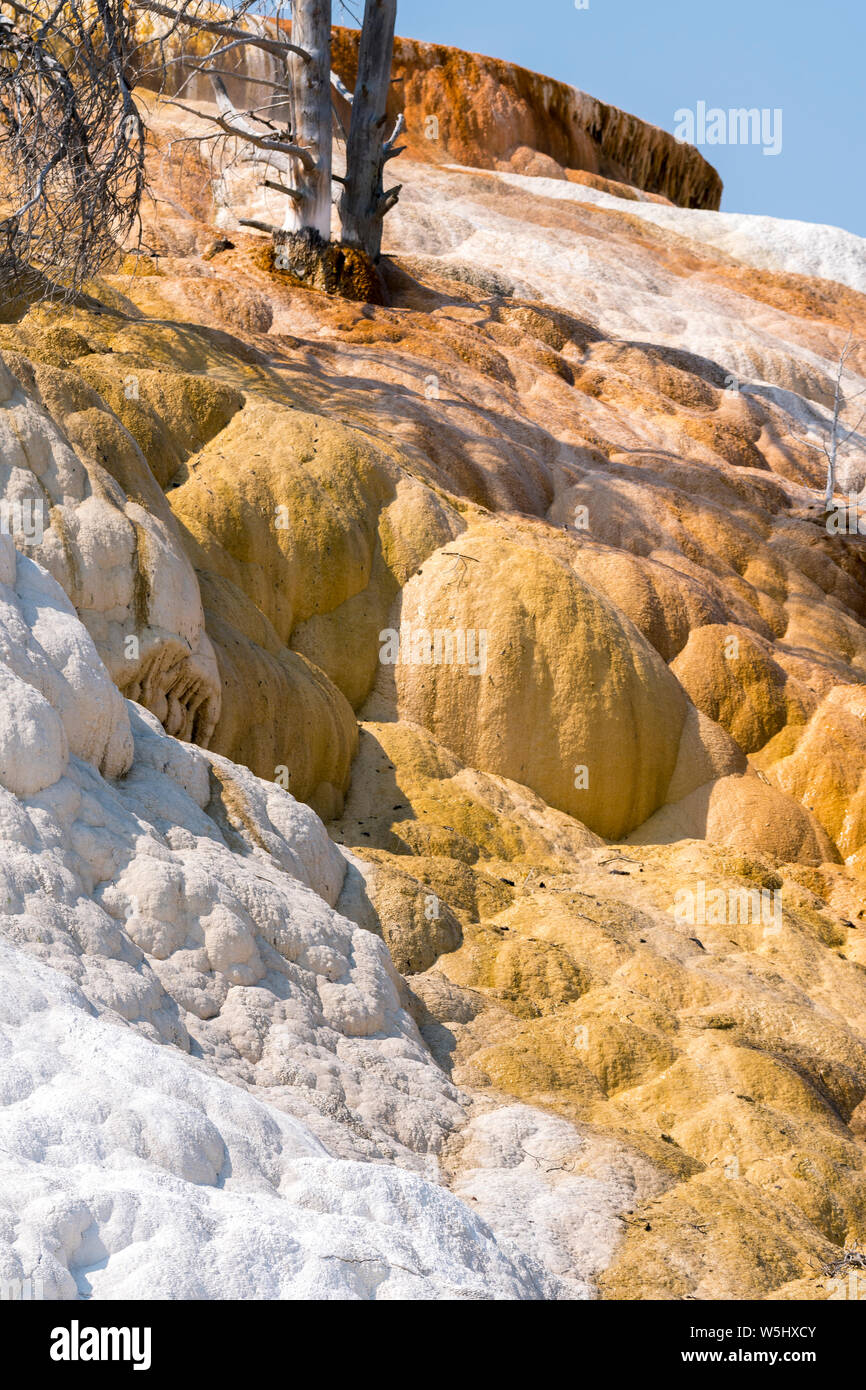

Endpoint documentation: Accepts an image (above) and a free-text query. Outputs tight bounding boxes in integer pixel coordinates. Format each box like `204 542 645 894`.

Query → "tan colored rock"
671 623 814 753
76 359 244 490
336 851 462 975
628 773 836 865
758 685 866 860
571 546 726 662
0 343 221 744
412 839 866 1298
168 403 397 650
200 570 357 820
664 704 747 802
332 718 602 868
375 530 689 839
497 147 566 181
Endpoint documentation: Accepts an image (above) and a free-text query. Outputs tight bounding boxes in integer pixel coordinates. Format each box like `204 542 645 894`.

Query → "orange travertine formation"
0 60 864 1299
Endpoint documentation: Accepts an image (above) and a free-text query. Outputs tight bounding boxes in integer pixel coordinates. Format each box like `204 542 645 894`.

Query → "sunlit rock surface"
0 547 632 1299
1 53 866 1300
137 18 722 208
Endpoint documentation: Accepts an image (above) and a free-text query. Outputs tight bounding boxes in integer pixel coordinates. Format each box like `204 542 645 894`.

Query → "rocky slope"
140 19 721 207
1 67 866 1300
329 28 722 207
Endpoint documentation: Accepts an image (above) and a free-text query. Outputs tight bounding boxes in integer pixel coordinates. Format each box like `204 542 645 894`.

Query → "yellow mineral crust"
1 79 863 1297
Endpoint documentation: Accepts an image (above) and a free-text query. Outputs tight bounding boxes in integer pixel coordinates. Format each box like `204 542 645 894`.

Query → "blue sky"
354 0 865 236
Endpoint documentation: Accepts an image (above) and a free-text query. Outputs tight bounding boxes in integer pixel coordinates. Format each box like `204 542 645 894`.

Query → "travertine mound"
332 718 603 869
330 714 866 1298
336 848 463 975
671 624 813 754
168 403 399 655
756 684 866 862
0 325 221 746
374 529 689 839
199 572 358 821
0 313 374 817
329 29 722 209
1 75 865 1302
0 546 633 1298
628 773 836 865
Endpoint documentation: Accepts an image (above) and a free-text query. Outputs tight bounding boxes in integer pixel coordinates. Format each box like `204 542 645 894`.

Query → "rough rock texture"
489 170 866 296
329 29 722 209
373 528 691 838
1 943 545 1300
1 73 866 1301
0 545 635 1299
756 685 866 863
0 325 222 745
138 19 720 209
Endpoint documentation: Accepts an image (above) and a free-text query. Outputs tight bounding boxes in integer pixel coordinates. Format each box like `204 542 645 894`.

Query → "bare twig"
132 0 310 62
260 178 304 202
0 0 146 299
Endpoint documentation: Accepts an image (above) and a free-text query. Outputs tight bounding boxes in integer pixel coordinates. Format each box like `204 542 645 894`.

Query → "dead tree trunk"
339 0 403 260
792 331 866 511
825 354 844 512
285 0 332 237
136 0 401 296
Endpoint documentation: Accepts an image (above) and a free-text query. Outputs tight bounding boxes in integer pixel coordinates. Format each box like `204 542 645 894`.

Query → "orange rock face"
331 28 722 209
135 16 722 209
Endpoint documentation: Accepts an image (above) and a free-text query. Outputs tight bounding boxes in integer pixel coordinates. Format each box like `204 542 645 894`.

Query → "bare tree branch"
199 67 287 93
261 177 304 202
383 111 404 151
176 73 316 170
793 329 866 507
238 216 281 234
0 0 146 299
331 71 353 104
132 0 310 62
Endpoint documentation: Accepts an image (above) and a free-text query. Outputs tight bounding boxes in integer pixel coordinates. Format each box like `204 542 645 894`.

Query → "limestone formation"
0 38 865 1303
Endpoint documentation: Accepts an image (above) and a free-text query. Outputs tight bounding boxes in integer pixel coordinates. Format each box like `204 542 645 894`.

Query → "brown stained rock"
265 230 388 305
